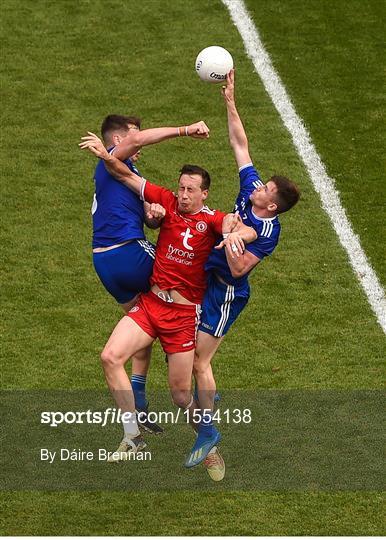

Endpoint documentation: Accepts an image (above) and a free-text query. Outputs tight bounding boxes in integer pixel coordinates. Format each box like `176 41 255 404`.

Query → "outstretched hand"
221 68 235 103
187 120 210 139
79 132 109 159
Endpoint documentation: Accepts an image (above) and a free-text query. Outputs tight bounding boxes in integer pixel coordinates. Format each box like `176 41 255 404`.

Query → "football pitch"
1 0 385 535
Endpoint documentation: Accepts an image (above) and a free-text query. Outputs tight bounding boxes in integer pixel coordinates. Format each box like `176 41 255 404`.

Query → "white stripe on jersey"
215 284 235 337
201 206 215 215
137 239 156 260
252 180 264 188
260 220 273 238
140 179 146 201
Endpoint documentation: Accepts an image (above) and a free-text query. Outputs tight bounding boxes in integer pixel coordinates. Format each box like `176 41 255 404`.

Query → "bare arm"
113 121 210 161
235 223 257 244
222 69 252 168
223 241 260 278
79 133 142 195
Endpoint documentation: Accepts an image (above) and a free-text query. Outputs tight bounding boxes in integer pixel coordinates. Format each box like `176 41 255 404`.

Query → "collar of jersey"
107 146 133 165
250 207 278 222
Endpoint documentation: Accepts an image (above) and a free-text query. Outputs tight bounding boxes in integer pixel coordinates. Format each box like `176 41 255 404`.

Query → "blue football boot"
185 428 221 468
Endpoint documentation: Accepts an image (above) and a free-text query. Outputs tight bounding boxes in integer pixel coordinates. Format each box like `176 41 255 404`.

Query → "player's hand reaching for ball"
187 121 210 139
79 132 110 159
221 68 235 103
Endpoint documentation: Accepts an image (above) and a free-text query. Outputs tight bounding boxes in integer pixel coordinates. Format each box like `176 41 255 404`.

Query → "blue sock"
131 374 148 409
198 411 215 437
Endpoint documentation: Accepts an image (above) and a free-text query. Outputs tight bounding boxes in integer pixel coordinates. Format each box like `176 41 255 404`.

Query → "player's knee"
100 347 125 370
170 388 191 409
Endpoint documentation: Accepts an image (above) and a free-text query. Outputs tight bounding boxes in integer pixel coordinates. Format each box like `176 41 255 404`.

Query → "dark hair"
270 175 300 214
101 114 141 143
179 164 211 191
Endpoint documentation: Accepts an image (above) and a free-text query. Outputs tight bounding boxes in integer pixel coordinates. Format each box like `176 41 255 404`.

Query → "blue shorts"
93 239 155 304
199 273 250 338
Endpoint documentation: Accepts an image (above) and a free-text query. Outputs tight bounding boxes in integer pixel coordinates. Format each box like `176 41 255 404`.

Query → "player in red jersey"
81 132 256 464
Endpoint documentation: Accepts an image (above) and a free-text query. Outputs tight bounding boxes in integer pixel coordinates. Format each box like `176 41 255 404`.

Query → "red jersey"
141 180 226 304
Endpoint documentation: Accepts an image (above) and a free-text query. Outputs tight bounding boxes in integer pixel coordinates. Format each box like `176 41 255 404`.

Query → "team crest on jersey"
129 306 139 313
196 221 207 233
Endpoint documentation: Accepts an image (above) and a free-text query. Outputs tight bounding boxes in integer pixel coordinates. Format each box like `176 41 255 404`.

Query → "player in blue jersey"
189 70 300 480
85 114 210 435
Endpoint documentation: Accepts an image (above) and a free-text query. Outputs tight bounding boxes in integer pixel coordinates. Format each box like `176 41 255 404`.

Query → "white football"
195 46 234 84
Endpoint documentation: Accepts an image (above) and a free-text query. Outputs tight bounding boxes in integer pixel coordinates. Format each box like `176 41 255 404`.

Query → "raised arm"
79 133 142 195
222 69 252 168
113 121 210 161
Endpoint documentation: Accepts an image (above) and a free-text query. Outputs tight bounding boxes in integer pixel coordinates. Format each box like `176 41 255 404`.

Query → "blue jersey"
91 149 145 248
205 164 281 287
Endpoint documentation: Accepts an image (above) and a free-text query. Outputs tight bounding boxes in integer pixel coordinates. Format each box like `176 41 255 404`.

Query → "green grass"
1 492 384 536
245 0 386 285
1 0 385 535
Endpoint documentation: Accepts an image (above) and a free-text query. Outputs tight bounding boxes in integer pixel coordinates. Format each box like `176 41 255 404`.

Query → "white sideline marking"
222 0 386 333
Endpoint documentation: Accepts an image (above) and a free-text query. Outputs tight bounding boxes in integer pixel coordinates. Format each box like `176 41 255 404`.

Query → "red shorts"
127 291 201 354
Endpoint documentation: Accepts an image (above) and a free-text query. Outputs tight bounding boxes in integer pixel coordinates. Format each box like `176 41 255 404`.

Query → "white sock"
122 411 140 439
208 446 217 455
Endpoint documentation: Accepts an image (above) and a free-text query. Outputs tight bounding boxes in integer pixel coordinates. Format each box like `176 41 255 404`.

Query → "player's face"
177 174 208 214
112 123 140 148
249 181 278 212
